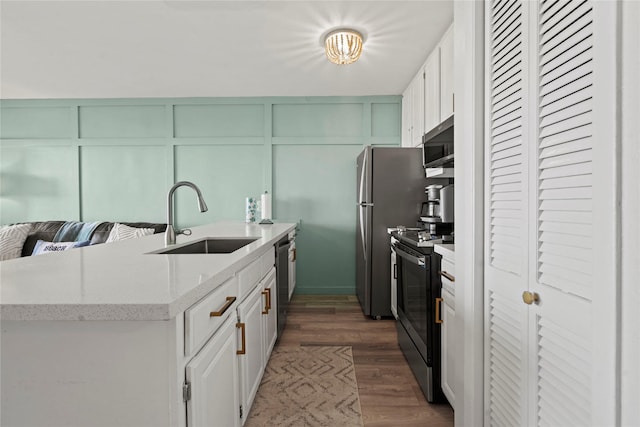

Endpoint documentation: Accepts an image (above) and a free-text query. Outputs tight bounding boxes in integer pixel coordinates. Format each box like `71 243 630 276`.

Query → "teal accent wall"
0 96 401 295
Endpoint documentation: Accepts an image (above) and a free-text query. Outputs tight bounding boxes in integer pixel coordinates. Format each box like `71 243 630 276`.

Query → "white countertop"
0 222 296 321
434 243 455 260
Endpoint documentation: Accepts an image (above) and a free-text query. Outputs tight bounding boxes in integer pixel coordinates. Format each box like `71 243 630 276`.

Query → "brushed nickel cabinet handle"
209 296 236 317
439 271 455 282
236 322 246 355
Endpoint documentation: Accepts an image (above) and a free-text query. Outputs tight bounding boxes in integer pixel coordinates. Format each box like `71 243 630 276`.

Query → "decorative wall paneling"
0 96 401 295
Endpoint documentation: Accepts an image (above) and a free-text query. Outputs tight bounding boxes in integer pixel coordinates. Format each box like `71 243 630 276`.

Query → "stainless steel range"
391 229 445 403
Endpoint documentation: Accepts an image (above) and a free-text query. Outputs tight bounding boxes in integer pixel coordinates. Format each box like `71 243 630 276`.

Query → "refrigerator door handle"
358 147 370 264
358 148 368 204
359 205 366 261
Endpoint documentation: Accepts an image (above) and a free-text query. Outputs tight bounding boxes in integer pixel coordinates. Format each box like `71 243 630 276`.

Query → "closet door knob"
522 291 539 305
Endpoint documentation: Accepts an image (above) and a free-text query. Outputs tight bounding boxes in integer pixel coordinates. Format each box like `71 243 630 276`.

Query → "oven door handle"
395 246 425 267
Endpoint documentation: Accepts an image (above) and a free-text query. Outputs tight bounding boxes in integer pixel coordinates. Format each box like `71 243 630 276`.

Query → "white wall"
453 2 484 426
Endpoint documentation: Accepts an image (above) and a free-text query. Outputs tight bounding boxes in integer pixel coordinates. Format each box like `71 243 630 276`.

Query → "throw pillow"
31 240 76 255
31 240 92 256
0 223 33 261
105 223 155 243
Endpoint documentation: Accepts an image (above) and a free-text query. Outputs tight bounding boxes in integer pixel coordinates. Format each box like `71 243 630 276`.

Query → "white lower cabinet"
441 288 455 407
262 269 278 359
0 241 287 427
185 247 278 427
186 314 241 427
235 251 277 425
435 245 455 408
237 278 266 424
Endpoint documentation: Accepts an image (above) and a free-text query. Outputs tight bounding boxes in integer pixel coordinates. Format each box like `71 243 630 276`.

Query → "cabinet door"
262 269 277 360
423 50 440 134
237 285 264 424
186 315 240 427
439 26 454 121
411 72 425 147
401 86 413 147
441 290 455 408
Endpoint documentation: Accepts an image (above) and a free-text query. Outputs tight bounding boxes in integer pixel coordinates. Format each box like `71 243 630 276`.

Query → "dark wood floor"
276 295 454 427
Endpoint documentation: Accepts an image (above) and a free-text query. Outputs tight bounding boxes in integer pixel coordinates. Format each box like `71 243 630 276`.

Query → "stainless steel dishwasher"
275 235 291 339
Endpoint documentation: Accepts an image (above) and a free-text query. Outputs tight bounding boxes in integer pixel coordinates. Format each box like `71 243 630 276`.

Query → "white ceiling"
0 0 453 99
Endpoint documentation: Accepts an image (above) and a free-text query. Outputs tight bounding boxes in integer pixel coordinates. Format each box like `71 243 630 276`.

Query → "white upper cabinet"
401 87 412 147
423 49 441 134
401 73 425 148
439 26 454 121
411 72 425 147
402 23 454 146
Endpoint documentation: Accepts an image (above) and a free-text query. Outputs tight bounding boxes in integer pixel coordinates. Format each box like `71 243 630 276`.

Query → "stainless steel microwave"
422 115 454 168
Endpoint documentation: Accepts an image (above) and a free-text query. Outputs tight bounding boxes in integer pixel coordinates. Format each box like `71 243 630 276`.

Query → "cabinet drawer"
442 287 455 311
238 258 262 299
439 258 455 296
260 248 275 279
185 275 239 356
440 257 455 278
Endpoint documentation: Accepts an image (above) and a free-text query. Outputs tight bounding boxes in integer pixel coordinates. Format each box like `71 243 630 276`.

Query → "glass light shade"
324 29 363 65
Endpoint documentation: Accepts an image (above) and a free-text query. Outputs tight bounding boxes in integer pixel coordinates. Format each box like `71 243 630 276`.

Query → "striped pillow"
105 223 155 243
0 223 33 261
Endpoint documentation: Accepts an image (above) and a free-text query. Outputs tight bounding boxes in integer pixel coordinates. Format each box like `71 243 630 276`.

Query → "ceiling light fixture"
324 29 364 65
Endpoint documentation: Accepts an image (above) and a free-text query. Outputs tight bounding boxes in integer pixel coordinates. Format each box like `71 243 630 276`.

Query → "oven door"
394 241 431 364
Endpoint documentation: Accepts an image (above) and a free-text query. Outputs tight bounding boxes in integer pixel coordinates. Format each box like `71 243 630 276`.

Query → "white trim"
590 2 621 424
453 2 484 426
621 1 640 425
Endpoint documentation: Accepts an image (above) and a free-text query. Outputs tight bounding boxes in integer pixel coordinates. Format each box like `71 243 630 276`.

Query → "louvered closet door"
531 0 595 424
484 1 530 425
530 0 617 425
485 0 619 426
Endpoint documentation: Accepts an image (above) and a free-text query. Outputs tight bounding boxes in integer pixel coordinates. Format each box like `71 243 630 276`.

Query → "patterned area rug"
245 345 364 427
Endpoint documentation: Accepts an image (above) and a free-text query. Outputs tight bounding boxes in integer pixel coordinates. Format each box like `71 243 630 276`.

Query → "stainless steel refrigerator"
356 146 427 318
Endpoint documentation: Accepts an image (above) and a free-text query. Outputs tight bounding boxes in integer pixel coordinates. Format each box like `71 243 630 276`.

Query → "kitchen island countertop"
0 221 296 321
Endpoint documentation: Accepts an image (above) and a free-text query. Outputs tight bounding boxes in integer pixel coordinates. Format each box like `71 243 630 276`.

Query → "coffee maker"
419 184 454 243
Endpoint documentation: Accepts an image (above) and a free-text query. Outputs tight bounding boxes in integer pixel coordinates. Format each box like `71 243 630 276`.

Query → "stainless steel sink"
152 238 258 254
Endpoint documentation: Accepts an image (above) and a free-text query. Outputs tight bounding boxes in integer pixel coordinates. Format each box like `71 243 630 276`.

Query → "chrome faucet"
165 181 208 246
